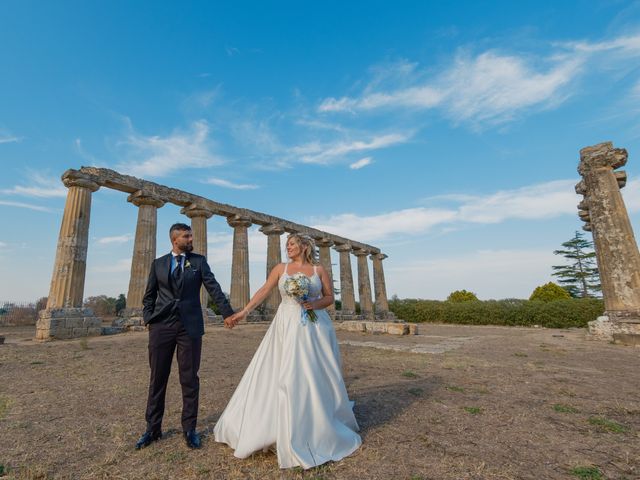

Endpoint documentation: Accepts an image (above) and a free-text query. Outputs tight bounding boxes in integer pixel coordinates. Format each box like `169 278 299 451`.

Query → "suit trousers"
145 320 202 433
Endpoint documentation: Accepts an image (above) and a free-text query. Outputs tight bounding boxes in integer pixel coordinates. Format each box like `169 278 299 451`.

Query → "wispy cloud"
350 157 373 170
318 32 640 127
1 171 67 198
115 119 225 177
291 132 410 164
203 177 259 190
311 179 579 242
95 234 133 245
0 200 54 212
0 241 7 248
91 258 131 273
0 134 22 144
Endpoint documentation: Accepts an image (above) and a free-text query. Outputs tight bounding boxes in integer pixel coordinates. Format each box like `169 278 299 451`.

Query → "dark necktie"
173 256 182 281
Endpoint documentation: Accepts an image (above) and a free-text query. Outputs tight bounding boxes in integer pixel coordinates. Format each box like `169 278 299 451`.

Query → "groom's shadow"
199 412 224 437
350 375 443 437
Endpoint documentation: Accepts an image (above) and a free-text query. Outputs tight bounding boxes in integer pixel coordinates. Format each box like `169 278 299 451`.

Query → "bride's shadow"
350 375 443 437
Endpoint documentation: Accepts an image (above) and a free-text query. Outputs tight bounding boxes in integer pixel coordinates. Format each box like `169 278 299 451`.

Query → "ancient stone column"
120 192 165 326
334 243 356 318
36 171 102 341
227 215 252 311
576 141 640 345
353 248 375 320
260 224 285 316
371 253 394 319
182 204 214 314
315 237 336 315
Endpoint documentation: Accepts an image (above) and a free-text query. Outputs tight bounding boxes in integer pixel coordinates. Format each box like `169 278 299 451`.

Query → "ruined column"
36 171 102 341
227 215 252 311
315 237 336 316
259 224 285 316
333 243 355 318
182 204 214 316
353 248 375 320
371 253 394 320
119 191 165 327
576 141 640 345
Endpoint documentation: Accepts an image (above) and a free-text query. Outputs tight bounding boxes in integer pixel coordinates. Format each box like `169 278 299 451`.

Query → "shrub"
446 290 479 302
388 297 604 329
529 282 571 302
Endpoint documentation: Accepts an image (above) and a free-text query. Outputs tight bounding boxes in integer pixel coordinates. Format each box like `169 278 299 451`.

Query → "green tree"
529 282 572 302
447 290 478 302
552 231 600 298
115 294 127 314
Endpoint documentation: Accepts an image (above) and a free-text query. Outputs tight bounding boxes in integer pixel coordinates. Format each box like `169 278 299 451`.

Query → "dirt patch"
0 323 638 479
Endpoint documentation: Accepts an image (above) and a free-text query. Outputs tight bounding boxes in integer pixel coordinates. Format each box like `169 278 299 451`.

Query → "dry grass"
0 323 638 479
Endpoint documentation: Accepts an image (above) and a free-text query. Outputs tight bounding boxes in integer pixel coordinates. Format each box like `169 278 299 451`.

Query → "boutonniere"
185 259 192 269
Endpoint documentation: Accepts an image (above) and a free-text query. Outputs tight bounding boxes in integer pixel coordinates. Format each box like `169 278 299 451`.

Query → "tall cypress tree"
552 231 601 298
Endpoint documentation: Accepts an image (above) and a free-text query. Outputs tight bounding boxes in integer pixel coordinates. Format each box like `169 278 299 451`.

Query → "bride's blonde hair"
287 233 319 265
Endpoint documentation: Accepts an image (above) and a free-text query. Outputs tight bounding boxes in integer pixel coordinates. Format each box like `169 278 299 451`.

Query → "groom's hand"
224 315 236 329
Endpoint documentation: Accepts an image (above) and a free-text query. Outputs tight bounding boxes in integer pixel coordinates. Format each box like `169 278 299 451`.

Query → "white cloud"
1 172 67 198
621 178 640 212
318 32 640 126
0 135 22 144
0 241 7 248
291 132 410 164
0 200 54 212
116 120 225 177
90 258 132 273
319 51 580 126
203 177 259 190
95 234 133 245
311 179 579 242
387 249 556 300
350 157 372 170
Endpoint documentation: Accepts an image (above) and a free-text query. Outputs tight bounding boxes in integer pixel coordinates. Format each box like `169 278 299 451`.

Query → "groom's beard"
179 244 194 253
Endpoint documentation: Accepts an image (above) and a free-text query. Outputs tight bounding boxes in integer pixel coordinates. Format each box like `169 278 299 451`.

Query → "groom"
136 222 236 450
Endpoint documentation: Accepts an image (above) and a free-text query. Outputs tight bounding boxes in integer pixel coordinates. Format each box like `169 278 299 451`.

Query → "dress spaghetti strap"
284 262 289 274
313 265 317 276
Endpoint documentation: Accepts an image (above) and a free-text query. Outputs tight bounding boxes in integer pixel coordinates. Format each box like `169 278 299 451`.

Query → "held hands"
224 309 249 329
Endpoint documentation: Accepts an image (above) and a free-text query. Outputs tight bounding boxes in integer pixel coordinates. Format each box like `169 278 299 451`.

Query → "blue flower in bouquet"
283 272 318 324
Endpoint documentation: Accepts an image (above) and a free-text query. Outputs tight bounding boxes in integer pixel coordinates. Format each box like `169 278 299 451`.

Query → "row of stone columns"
120 202 392 320
36 172 393 340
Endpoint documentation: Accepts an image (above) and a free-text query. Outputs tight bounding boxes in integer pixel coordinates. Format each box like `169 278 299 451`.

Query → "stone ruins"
36 167 399 341
576 142 640 345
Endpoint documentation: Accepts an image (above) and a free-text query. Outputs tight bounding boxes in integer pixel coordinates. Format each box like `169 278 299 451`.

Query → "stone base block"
588 315 640 345
113 308 144 329
36 308 102 341
335 320 417 335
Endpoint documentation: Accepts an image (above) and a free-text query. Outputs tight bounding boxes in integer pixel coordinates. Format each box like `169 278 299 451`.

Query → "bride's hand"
302 301 315 310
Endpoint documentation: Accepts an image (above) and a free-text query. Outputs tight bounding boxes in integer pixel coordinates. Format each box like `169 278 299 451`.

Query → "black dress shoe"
135 430 162 450
184 429 201 449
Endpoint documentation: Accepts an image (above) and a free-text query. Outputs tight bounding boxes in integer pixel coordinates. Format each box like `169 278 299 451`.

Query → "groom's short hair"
170 222 191 239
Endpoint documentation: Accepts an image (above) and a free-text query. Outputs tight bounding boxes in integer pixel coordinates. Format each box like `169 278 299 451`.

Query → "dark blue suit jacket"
142 252 234 338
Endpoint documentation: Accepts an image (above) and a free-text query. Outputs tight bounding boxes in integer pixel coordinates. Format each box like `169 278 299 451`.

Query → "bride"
213 233 362 469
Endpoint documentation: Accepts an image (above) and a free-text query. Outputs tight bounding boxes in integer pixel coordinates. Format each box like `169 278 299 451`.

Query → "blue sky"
2 0 640 302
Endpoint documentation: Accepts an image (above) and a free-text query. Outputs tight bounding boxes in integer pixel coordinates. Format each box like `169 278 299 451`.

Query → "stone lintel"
62 170 100 192
70 167 380 254
352 248 370 257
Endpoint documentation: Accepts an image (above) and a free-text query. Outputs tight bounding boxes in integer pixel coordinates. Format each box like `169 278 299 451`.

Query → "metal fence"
0 301 44 326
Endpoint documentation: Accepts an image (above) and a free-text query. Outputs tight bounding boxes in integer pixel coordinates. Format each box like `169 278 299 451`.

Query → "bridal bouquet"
283 272 318 324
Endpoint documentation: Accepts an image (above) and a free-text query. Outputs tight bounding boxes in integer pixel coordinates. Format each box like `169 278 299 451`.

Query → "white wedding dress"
213 264 362 469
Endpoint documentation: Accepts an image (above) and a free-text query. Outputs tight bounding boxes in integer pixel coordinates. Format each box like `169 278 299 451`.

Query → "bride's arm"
234 263 284 322
302 265 335 310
